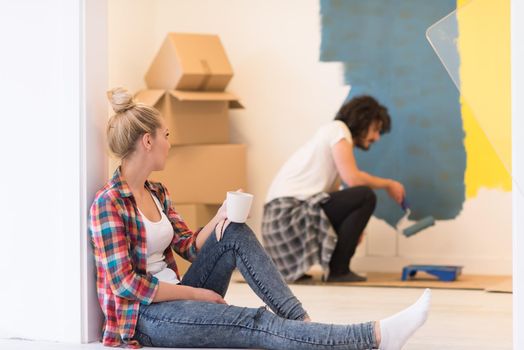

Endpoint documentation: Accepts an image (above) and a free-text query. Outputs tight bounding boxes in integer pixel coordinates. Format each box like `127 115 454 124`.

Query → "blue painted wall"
320 0 465 226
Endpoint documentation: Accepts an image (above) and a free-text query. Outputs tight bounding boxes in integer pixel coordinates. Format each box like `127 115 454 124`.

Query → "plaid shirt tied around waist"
89 168 200 348
261 193 337 282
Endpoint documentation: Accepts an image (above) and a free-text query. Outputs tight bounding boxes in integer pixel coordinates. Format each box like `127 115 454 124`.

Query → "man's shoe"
295 273 314 283
327 271 367 282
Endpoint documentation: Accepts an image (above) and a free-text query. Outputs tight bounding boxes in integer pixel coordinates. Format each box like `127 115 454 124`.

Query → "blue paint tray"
401 264 463 282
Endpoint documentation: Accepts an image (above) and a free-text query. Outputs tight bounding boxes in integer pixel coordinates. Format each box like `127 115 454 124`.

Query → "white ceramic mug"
226 191 254 223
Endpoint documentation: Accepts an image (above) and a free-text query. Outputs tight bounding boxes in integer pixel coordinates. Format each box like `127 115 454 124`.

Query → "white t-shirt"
265 120 352 203
139 192 180 284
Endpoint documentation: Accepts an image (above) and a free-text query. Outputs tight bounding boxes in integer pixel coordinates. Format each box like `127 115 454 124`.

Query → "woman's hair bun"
107 87 135 113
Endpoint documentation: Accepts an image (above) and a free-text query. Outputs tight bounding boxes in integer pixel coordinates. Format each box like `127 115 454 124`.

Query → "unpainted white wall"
82 0 108 342
0 0 108 343
0 0 83 342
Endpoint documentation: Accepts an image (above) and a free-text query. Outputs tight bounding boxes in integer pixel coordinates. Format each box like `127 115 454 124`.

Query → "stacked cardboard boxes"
135 33 246 274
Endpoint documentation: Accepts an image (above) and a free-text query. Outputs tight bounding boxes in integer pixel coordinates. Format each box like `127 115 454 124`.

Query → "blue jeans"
134 223 377 349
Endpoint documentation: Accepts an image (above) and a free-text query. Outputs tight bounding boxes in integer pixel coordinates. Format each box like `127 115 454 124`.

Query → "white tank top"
138 192 180 284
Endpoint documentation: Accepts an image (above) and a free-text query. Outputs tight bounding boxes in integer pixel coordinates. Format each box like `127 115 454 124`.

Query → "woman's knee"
223 222 257 242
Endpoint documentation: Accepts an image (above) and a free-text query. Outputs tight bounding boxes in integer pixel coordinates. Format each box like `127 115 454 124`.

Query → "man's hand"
386 180 405 204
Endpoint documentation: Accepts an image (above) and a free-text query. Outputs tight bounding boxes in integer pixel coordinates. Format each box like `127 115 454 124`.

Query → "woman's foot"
326 270 367 282
378 288 431 350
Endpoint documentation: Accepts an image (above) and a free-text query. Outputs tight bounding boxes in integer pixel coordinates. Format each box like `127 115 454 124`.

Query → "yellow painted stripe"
457 0 512 197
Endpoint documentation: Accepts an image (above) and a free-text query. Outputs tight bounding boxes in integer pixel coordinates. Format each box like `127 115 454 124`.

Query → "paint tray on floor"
401 264 463 282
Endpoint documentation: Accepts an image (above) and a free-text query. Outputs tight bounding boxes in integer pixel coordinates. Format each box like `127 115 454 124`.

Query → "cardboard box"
174 204 220 231
151 144 247 204
145 33 233 91
135 90 242 145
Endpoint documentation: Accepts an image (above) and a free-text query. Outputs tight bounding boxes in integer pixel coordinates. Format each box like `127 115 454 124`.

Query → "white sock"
378 288 431 350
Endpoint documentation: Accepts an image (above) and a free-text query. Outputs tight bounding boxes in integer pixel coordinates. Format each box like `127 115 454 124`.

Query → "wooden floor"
0 282 512 349
265 272 513 292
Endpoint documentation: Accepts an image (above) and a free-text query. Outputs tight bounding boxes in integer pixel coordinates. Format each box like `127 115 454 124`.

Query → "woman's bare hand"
191 287 227 304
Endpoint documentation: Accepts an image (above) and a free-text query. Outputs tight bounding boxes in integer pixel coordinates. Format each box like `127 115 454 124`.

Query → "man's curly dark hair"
334 95 391 149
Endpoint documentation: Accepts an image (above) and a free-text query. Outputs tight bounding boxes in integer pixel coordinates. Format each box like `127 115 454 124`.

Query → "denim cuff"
368 321 379 349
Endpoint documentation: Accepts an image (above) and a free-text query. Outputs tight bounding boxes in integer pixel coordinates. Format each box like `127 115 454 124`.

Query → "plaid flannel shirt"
261 193 337 282
89 168 200 348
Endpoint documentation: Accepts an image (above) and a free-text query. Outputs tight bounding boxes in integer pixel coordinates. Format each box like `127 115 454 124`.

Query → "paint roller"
396 199 435 237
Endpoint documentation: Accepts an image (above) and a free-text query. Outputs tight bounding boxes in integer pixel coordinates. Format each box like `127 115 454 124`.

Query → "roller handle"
401 198 410 212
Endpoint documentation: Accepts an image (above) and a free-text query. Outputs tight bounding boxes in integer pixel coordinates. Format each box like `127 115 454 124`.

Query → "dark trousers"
320 186 377 275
